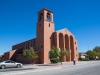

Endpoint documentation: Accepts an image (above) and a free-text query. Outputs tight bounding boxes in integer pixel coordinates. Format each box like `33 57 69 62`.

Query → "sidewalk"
23 61 100 69
0 61 100 75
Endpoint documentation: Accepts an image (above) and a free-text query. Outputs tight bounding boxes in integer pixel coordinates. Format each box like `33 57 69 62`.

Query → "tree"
49 46 69 65
86 50 96 60
79 53 82 58
23 47 39 65
93 46 100 52
97 52 100 59
49 46 60 58
86 50 92 55
59 49 69 58
59 49 69 65
90 51 96 59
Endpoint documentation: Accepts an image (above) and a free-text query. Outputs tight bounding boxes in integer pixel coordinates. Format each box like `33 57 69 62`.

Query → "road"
18 62 100 75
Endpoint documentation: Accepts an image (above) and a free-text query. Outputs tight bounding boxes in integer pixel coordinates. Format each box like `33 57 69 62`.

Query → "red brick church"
0 8 78 64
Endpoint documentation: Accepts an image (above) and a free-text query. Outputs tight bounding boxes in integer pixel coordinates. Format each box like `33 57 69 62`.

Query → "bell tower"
36 8 54 63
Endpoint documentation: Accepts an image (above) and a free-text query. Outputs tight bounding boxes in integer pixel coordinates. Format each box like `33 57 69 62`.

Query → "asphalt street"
18 62 100 75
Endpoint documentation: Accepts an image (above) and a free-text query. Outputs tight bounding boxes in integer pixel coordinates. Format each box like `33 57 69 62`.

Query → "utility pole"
87 45 89 50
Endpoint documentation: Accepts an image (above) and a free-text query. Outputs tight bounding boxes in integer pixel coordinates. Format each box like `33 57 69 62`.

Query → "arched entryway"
59 33 64 50
59 33 65 62
65 34 70 61
70 35 74 61
47 13 51 21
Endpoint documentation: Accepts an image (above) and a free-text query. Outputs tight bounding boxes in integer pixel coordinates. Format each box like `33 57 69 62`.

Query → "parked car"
0 60 23 69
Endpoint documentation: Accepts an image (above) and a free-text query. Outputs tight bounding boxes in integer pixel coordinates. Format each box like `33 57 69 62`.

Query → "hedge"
79 58 89 61
50 58 61 63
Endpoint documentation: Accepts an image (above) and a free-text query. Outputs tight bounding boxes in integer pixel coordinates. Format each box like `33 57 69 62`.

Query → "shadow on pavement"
1 68 37 72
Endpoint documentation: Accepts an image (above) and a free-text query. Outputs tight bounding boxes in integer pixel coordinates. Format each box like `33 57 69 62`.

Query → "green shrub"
79 58 89 61
50 58 61 63
83 58 89 61
78 58 82 61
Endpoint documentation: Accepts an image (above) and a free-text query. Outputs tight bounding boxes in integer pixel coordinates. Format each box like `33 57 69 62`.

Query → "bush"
78 58 89 61
50 58 61 63
82 58 89 61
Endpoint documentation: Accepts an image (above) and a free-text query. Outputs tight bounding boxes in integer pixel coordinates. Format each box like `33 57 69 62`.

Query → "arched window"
76 47 77 50
49 23 50 27
47 13 50 21
40 13 43 21
39 24 41 27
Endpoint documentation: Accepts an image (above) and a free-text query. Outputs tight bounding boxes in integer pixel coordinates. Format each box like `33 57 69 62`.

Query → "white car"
0 60 23 69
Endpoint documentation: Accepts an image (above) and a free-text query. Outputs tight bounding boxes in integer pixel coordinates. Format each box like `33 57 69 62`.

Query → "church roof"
38 8 53 13
55 28 75 38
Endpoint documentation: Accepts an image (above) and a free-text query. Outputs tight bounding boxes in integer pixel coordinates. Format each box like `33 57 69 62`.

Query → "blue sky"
0 0 100 55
